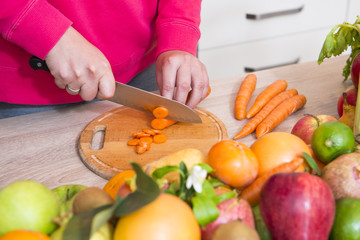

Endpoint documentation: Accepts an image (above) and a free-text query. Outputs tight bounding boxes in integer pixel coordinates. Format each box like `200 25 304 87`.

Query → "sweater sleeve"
155 0 201 57
0 0 72 59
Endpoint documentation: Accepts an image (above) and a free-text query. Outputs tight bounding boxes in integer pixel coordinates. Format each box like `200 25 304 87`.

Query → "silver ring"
66 85 81 94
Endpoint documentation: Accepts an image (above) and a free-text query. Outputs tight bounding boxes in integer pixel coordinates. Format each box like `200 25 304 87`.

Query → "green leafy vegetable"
318 16 360 81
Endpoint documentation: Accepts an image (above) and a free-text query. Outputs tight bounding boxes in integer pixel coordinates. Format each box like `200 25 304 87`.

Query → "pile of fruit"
1 107 360 240
4 18 360 240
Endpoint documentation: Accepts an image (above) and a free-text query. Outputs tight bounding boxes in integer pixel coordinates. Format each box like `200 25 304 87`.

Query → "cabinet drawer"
198 28 330 80
199 0 347 50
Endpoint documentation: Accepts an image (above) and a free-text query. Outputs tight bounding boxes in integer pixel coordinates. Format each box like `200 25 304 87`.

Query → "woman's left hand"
156 50 209 108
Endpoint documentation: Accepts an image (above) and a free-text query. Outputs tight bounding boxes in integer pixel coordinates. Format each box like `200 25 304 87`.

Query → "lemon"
311 121 355 164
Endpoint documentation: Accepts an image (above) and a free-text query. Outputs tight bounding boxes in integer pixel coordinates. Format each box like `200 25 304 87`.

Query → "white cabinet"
347 0 360 22
198 0 349 80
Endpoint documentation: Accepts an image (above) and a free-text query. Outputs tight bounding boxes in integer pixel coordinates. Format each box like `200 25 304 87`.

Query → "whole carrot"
256 94 307 138
239 158 304 206
246 79 288 118
233 89 298 139
234 74 257 120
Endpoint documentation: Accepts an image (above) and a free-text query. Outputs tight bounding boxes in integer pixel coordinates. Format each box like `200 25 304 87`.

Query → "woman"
0 0 209 118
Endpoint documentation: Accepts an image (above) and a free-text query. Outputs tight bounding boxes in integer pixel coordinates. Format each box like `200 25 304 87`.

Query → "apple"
260 172 335 240
201 188 255 240
337 85 357 117
0 180 61 236
351 53 360 89
291 114 337 144
52 184 87 214
51 221 114 240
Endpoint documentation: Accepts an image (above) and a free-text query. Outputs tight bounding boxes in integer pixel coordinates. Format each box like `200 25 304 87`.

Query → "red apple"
260 172 335 240
337 85 357 117
291 114 337 144
201 189 255 240
351 53 360 89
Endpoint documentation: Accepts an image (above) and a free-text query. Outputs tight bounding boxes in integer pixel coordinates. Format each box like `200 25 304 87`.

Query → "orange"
0 230 50 240
250 132 310 177
114 193 200 240
103 170 135 200
207 140 259 188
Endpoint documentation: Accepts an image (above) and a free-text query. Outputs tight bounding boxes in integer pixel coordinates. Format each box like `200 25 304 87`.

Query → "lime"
330 198 360 240
311 121 355 164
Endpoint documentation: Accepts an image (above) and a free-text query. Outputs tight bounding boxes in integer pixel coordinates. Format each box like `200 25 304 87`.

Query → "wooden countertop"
0 55 352 189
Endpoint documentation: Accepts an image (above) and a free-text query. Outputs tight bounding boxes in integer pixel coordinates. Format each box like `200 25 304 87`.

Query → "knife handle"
29 56 50 72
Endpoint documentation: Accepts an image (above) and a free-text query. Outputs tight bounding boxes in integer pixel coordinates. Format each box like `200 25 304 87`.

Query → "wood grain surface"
78 107 228 180
0 55 351 189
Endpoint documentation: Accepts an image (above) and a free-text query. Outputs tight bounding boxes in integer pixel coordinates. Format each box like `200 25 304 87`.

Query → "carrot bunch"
233 74 306 139
128 106 177 154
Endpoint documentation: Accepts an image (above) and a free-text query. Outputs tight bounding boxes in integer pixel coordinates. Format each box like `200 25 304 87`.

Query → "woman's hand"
45 27 115 101
156 50 209 108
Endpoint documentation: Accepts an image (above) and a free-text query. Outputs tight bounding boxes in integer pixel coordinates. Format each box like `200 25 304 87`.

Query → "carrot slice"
246 79 288 118
136 141 149 154
127 139 140 146
255 94 307 138
151 118 177 130
139 136 153 144
234 74 257 120
152 106 169 119
153 134 167 144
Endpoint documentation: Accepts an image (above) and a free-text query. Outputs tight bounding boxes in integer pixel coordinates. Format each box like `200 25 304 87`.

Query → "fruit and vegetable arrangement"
4 19 360 240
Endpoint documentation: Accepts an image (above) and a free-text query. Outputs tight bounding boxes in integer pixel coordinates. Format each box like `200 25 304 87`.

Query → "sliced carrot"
255 94 307 138
239 158 304 206
234 74 257 120
136 141 149 154
151 118 177 130
139 136 153 144
246 79 288 119
142 129 157 136
132 132 151 138
153 134 167 144
127 138 140 146
152 106 169 119
233 89 298 139
152 129 163 135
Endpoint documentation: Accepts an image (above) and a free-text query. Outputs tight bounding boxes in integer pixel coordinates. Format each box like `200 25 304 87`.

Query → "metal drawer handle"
244 57 300 72
246 5 304 20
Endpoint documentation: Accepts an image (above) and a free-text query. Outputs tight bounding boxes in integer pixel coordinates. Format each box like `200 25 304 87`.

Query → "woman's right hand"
45 26 115 101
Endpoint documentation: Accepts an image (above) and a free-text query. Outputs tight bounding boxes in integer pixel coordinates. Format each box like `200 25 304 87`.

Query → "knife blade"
29 56 202 123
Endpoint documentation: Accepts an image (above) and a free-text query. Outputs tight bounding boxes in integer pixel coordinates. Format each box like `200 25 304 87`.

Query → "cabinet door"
199 29 331 80
199 0 347 50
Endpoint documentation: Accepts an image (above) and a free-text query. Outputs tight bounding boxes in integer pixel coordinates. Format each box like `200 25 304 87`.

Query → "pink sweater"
0 0 201 104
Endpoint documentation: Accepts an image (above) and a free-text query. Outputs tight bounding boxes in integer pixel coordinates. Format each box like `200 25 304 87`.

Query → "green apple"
0 180 60 236
51 222 114 240
52 184 87 214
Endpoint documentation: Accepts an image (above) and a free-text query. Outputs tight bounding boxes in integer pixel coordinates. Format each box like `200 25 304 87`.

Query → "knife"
29 56 202 123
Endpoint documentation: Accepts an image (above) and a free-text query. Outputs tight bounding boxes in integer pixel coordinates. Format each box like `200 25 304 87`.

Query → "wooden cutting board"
78 106 228 180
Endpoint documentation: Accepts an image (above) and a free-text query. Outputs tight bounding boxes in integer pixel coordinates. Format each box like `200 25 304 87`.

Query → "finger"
201 65 210 99
97 71 116 100
174 65 191 104
155 65 163 94
77 81 98 101
185 69 206 109
160 63 177 99
65 84 81 95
